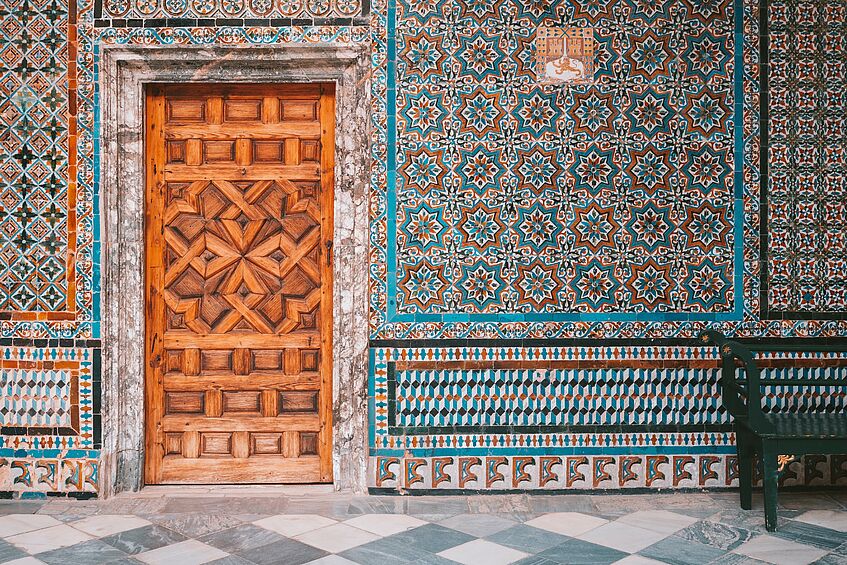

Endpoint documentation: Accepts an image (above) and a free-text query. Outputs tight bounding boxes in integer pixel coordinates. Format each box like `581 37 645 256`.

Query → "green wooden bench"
700 331 847 532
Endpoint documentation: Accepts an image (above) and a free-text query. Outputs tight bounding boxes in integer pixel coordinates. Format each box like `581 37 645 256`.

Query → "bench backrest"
699 331 847 428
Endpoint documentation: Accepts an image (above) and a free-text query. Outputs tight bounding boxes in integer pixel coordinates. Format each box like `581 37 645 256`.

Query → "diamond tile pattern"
0 492 845 564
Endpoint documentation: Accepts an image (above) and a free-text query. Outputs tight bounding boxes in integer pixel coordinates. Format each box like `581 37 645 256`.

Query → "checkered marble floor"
0 490 846 564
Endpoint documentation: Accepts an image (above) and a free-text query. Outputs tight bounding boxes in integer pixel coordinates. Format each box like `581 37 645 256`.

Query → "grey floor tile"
412 554 460 565
37 539 129 565
774 520 847 551
152 512 246 537
341 523 473 565
676 520 754 550
535 538 628 564
484 524 570 554
514 557 558 565
161 497 289 516
341 539 424 565
206 556 257 565
0 538 28 563
200 523 286 554
100 524 187 555
385 523 475 555
710 553 771 564
639 536 726 565
529 496 598 515
0 502 43 516
237 537 328 565
405 498 470 518
438 513 517 537
814 555 847 565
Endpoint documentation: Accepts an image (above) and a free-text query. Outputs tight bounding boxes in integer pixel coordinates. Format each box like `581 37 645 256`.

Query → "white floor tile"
613 556 667 565
577 521 668 553
732 534 828 565
437 539 529 565
343 513 427 536
70 514 151 537
253 514 337 537
0 515 62 538
4 558 47 565
294 523 380 553
524 512 609 537
136 539 229 565
6 524 92 554
616 510 698 535
793 510 847 533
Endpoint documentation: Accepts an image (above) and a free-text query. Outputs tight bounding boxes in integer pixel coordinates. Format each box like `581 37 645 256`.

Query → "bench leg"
762 451 780 532
736 433 753 510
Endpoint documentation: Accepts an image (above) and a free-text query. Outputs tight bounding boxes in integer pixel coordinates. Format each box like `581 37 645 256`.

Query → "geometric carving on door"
163 178 322 334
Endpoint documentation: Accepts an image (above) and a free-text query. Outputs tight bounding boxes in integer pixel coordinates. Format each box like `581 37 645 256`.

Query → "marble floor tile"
294 523 380 553
577 521 668 553
100 524 187 555
136 539 229 565
772 520 847 551
70 514 151 537
339 535 431 565
795 511 847 533
199 523 286 554
0 504 43 517
535 538 629 564
0 538 27 562
437 539 529 565
305 556 360 565
675 520 753 550
616 510 699 535
524 512 608 537
0 515 61 538
205 556 256 565
150 512 246 537
637 535 726 565
344 513 427 536
733 534 828 565
237 537 329 565
484 524 570 554
253 514 337 537
6 524 93 555
612 556 667 565
35 539 129 565
380 523 475 555
438 513 517 537
4 558 48 565
815 555 847 565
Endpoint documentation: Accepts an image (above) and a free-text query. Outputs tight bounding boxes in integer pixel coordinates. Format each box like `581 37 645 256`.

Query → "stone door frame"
99 45 371 495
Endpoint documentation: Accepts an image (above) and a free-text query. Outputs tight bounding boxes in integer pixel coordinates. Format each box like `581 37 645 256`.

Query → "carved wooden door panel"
144 84 334 484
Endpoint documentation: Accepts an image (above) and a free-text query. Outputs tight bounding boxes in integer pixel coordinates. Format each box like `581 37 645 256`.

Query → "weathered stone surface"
99 45 372 495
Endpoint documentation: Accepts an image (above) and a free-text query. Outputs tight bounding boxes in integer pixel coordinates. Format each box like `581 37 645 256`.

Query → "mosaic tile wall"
0 0 846 495
392 0 739 318
764 0 847 316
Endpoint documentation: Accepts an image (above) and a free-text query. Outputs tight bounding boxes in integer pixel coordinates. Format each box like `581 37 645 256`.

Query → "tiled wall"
0 0 845 495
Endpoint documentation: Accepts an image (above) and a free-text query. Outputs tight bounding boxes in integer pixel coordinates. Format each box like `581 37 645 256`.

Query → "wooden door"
144 84 334 484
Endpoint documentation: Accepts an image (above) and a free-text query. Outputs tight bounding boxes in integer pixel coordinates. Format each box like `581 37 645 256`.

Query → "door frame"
99 46 371 495
143 83 336 485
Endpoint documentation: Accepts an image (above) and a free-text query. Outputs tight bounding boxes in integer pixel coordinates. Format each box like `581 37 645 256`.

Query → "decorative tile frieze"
0 451 99 493
370 453 847 491
99 0 364 19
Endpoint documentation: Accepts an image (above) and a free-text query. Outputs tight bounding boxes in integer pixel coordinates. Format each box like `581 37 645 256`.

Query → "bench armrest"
699 331 772 432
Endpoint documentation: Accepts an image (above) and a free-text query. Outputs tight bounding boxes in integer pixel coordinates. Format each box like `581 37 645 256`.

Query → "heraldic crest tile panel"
0 0 846 494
